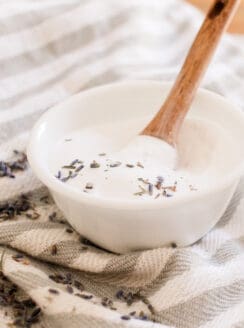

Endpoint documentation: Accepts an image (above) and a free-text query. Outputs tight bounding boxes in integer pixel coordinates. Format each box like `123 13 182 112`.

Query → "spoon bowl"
27 81 244 253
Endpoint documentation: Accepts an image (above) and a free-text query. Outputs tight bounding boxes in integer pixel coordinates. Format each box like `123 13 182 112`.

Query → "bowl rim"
27 80 244 210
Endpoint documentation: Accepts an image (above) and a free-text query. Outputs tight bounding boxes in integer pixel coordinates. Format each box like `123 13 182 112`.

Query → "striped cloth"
0 0 244 327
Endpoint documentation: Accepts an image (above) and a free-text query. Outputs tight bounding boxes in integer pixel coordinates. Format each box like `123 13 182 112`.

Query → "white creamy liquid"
50 117 238 201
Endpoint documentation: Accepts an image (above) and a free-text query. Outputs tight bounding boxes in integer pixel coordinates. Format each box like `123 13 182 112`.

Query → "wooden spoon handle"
142 0 240 145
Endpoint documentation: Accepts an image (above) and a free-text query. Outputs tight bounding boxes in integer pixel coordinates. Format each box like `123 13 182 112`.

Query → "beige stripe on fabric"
0 2 79 37
0 0 192 104
197 198 244 254
0 39 127 111
0 0 79 19
0 18 132 102
143 250 202 296
0 1 97 60
155 281 244 328
72 251 114 273
200 301 244 328
0 66 120 124
0 9 130 79
42 239 114 272
211 237 244 264
150 254 244 311
9 270 58 291
2 251 52 289
124 248 175 288
125 238 243 295
92 253 141 287
10 228 77 256
0 222 63 244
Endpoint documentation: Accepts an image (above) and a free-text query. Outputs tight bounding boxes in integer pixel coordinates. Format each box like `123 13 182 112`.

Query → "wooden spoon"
142 0 240 146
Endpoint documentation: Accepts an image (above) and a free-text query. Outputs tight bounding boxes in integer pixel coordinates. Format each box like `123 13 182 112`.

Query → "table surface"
187 0 244 33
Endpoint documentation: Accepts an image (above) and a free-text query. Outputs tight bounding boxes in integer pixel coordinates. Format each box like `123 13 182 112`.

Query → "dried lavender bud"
22 299 36 308
55 170 62 179
138 311 148 321
116 290 124 300
147 303 155 314
48 289 59 294
90 160 100 168
66 286 74 294
126 164 134 168
0 195 30 221
74 280 84 291
109 161 121 168
30 307 41 318
85 183 93 190
98 153 106 156
155 176 164 189
49 274 65 284
121 315 131 320
26 212 40 220
62 165 76 170
0 151 28 179
75 293 93 300
70 159 79 166
137 178 149 184
148 183 153 196
162 190 172 197
75 164 84 172
40 195 49 204
66 273 72 283
136 162 144 168
48 212 57 221
171 242 177 248
134 185 147 196
133 191 142 196
66 228 73 233
125 292 134 306
51 245 57 255
61 171 72 182
101 297 112 307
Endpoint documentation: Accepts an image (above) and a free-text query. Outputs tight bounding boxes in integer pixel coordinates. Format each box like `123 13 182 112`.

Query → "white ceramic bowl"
27 81 244 253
